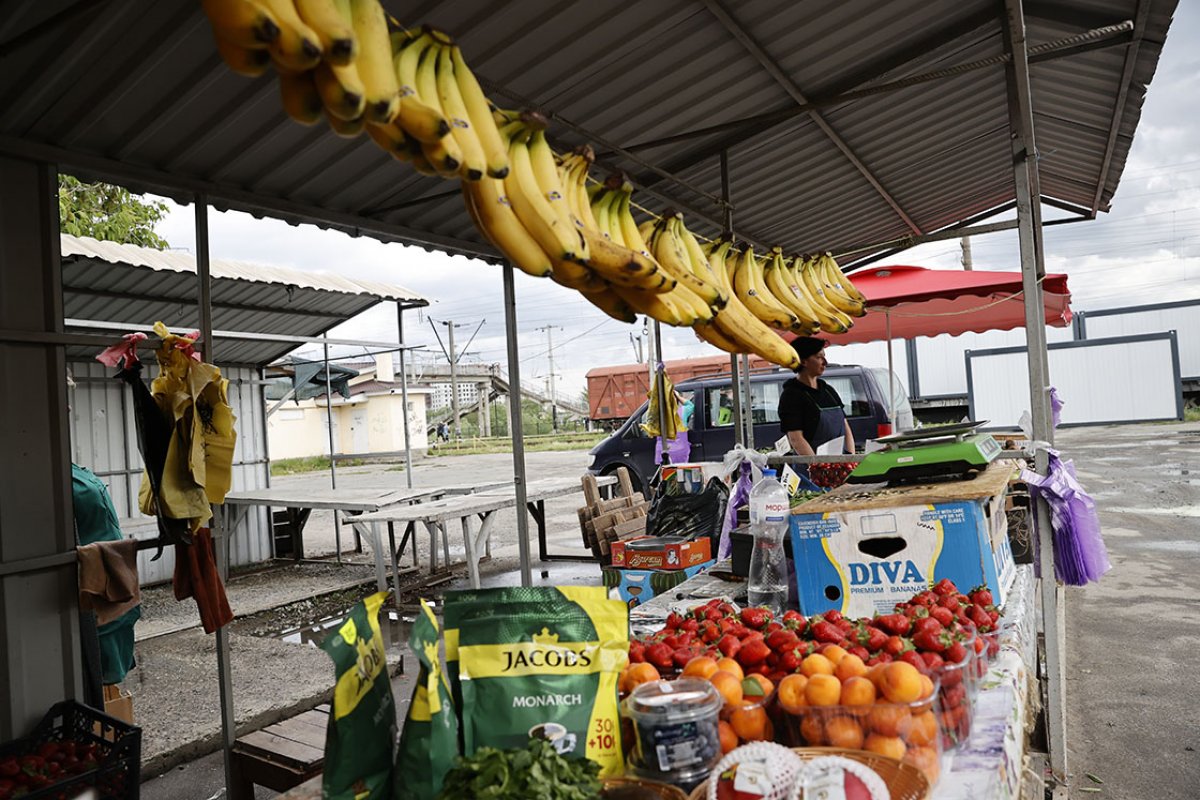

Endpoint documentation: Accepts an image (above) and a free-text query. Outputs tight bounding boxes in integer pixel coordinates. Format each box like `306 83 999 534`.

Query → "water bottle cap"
762 468 776 478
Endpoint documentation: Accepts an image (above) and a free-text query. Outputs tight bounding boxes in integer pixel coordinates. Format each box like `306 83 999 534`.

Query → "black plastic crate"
0 700 141 800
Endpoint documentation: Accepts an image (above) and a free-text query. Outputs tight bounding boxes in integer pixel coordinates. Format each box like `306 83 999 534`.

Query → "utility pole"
536 325 562 432
430 318 470 441
961 236 973 270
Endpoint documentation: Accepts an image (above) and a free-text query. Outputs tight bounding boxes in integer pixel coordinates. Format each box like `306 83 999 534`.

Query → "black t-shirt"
778 377 844 446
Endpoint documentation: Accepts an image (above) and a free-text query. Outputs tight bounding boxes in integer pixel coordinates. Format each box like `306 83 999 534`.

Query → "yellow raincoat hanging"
138 322 237 531
640 368 680 441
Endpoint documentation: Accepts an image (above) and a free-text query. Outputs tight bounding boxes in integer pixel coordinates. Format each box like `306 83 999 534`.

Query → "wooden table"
349 475 616 589
229 704 329 800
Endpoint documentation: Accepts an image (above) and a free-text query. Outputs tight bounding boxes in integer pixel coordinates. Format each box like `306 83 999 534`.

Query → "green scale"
846 420 1003 484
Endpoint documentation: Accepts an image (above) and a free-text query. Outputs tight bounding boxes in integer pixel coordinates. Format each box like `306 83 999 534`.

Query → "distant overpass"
413 363 588 435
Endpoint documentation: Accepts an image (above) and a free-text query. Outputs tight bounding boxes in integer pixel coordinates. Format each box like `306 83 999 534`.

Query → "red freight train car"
586 354 773 425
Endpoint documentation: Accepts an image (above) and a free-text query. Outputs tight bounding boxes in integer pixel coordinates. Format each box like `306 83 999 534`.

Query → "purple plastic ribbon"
1021 450 1111 586
718 461 754 559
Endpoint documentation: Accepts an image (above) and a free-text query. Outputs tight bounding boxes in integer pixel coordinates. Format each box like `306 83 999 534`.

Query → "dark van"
586 365 912 493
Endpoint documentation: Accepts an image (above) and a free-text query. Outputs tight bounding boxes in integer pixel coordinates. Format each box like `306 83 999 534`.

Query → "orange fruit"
682 656 719 680
865 732 908 761
919 674 936 700
777 674 809 714
804 673 842 707
717 720 739 754
879 662 923 704
729 704 772 742
800 653 836 677
620 663 659 694
904 746 942 784
835 654 868 682
716 658 745 681
742 674 774 702
901 710 939 747
821 644 848 665
867 705 912 737
709 670 744 706
799 712 827 745
839 676 877 712
825 715 865 749
866 663 888 689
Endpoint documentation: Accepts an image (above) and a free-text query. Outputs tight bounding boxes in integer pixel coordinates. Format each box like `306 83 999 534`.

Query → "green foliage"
58 175 171 249
437 739 600 800
270 456 368 475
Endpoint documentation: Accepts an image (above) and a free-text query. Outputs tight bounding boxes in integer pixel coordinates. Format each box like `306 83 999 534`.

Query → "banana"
711 298 802 368
278 69 322 123
731 245 799 330
580 287 638 324
614 188 652 255
790 255 852 333
258 0 322 71
503 125 587 263
815 253 866 316
819 252 866 304
526 128 589 262
294 0 356 65
590 188 620 242
762 249 821 334
392 32 451 142
549 260 606 292
449 44 509 178
434 43 486 180
202 0 280 48
677 218 726 296
463 178 554 278
348 0 399 123
212 34 272 76
421 132 462 176
704 238 736 295
313 60 366 120
410 149 438 176
326 111 364 137
693 320 742 354
613 285 691 327
656 215 725 308
365 121 415 160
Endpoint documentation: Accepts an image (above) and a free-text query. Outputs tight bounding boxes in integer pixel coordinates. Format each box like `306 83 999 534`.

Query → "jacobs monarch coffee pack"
395 600 458 800
445 587 629 777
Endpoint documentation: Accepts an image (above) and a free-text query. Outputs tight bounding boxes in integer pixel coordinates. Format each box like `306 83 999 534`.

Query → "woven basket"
686 747 930 800
603 776 690 799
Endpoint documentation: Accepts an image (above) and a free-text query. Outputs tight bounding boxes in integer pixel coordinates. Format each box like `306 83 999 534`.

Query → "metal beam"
63 317 411 350
0 134 499 261
61 285 351 320
1003 0 1067 789
703 0 921 235
1090 0 1149 213
501 265 533 587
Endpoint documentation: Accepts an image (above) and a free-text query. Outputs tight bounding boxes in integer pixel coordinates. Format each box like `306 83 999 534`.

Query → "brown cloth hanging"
173 528 234 633
77 539 141 625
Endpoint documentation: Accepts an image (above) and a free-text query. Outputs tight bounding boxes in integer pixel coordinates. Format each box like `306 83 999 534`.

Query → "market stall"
0 1 1179 799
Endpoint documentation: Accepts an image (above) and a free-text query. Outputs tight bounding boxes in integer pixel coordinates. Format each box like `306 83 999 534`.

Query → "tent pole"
1005 0 1066 787
324 335 342 564
653 321 670 467
196 194 237 796
720 150 745 448
886 309 897 431
740 354 754 449
502 265 532 587
396 303 413 489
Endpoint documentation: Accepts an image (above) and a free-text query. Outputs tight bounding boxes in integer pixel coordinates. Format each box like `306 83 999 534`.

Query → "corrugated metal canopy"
0 0 1177 268
60 234 428 366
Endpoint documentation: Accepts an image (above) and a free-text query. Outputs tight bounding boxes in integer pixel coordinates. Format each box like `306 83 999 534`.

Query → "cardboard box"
610 537 712 570
659 462 727 494
103 684 133 724
602 559 715 607
788 463 1016 617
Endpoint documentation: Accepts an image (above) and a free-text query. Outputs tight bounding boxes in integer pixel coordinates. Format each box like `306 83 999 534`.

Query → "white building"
430 380 479 410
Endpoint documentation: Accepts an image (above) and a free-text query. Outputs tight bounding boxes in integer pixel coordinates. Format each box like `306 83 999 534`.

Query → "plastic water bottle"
748 468 789 617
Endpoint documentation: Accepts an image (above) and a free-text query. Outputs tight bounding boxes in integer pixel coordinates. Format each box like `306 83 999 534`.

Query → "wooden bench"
229 704 330 800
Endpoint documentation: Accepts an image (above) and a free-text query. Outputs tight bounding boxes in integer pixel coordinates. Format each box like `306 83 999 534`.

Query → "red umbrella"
822 265 1072 345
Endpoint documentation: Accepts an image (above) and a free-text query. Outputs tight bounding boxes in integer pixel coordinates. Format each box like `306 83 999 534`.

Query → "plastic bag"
321 591 396 800
646 477 729 547
395 600 458 800
1021 450 1111 586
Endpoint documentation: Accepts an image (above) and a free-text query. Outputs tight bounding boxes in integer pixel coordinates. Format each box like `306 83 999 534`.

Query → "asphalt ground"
137 421 1200 799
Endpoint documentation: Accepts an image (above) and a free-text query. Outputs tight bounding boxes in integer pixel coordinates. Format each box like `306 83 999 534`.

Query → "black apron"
812 402 847 453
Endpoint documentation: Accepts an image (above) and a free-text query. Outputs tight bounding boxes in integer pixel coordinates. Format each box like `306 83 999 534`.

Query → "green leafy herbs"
436 739 601 800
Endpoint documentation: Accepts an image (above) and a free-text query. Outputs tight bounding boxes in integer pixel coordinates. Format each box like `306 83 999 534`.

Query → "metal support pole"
886 310 897 431
323 335 342 564
396 304 413 488
653 321 670 467
1005 0 1066 787
196 195 236 796
740 353 754 448
729 355 744 446
502 266 533 586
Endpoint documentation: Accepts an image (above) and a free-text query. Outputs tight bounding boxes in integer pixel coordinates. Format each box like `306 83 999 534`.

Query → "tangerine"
839 676 877 712
835 654 868 682
864 732 908 761
825 715 865 749
620 662 660 694
682 656 720 680
804 673 842 707
709 670 744 706
777 674 809 714
729 704 772 742
800 653 836 677
821 644 848 665
717 720 739 754
879 661 923 704
716 658 745 681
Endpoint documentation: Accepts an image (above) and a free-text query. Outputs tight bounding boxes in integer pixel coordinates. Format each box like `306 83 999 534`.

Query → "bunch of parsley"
436 739 602 800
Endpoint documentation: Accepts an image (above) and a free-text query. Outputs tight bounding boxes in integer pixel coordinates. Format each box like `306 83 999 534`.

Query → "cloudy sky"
153 3 1199 399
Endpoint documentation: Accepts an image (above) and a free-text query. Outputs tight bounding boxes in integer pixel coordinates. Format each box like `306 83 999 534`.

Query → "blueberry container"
622 678 722 786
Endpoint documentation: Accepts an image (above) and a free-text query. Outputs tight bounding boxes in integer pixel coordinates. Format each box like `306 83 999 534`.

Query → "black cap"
791 336 828 361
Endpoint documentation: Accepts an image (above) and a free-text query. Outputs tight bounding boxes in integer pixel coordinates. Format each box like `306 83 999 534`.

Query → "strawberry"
969 586 994 607
700 620 721 644
718 602 738 617
855 624 889 653
717 634 742 659
900 650 928 673
740 607 772 630
646 642 674 670
666 612 684 630
912 617 943 636
778 649 803 672
782 610 807 629
875 614 911 636
765 621 783 634
945 640 968 664
629 641 646 663
882 636 910 657
681 618 699 634
932 578 958 596
810 620 844 644
662 634 681 650
848 645 871 661
902 604 930 620
824 610 844 625
912 629 949 654
988 608 1001 625
766 629 801 653
930 606 955 627
920 651 945 671
765 651 780 668
937 594 961 611
911 591 938 608
705 607 723 622
672 649 693 669
968 605 992 631
719 617 736 633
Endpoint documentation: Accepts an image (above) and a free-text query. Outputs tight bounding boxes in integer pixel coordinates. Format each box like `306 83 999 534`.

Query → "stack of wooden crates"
579 468 648 562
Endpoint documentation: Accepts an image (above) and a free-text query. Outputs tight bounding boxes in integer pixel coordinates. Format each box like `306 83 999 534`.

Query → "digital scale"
847 420 1004 484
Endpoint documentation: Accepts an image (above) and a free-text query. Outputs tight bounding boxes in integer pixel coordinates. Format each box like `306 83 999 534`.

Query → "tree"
58 175 170 249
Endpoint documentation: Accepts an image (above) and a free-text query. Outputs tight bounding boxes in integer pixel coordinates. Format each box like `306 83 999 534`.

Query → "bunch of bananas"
201 5 869 370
